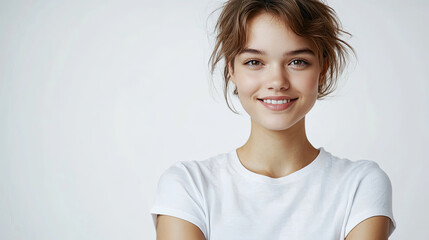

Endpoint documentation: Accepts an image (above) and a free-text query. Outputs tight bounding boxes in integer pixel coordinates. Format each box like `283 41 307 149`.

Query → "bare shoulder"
156 215 205 240
346 216 390 240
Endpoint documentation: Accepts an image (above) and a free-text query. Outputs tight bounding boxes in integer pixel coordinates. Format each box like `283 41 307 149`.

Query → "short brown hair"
209 0 354 113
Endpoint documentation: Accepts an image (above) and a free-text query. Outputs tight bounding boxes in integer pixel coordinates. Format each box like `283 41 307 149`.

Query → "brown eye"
245 60 263 66
289 59 308 66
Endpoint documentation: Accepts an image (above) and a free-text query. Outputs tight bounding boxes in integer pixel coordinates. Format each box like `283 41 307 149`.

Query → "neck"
236 117 319 178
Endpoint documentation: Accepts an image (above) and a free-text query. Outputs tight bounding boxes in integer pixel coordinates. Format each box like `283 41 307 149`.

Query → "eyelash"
289 59 309 67
243 59 309 68
244 59 263 66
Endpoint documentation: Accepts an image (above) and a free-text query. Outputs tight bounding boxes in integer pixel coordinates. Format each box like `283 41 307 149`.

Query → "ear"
319 58 329 86
227 61 235 84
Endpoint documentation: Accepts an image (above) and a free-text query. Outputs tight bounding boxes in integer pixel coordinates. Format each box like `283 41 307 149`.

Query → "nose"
266 64 289 91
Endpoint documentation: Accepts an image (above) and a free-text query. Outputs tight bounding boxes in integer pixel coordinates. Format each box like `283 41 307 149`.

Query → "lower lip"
259 99 297 111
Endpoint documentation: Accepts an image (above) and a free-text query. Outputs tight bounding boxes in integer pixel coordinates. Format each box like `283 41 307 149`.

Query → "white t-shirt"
150 148 396 239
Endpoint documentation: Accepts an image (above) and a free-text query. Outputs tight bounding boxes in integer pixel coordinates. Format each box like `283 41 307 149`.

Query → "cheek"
234 72 261 96
293 72 320 95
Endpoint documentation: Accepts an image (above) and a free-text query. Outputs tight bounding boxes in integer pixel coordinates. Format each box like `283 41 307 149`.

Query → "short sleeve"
345 162 396 237
150 161 207 239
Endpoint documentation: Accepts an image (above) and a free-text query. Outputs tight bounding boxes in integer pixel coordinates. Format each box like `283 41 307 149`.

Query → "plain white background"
1 0 428 239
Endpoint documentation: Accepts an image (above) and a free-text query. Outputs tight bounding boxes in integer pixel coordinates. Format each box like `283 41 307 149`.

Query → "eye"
244 60 263 66
289 59 309 68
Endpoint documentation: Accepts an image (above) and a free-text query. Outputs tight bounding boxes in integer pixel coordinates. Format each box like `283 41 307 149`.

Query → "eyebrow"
239 48 315 57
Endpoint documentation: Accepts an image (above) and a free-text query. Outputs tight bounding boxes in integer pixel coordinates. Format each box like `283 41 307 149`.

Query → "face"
229 12 323 131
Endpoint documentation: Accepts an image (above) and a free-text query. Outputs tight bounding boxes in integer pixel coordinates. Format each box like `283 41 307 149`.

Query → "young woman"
150 0 396 239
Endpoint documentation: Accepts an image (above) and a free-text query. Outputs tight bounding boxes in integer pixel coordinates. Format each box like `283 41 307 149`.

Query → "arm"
156 215 205 240
151 162 208 239
345 216 390 240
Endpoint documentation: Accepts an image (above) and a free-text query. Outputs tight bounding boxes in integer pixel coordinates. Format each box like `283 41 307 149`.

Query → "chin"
255 117 304 132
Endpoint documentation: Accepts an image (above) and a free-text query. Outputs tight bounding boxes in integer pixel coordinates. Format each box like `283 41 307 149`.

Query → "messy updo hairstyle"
209 0 354 113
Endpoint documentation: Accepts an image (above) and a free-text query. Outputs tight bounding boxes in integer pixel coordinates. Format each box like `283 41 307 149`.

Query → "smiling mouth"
257 98 298 104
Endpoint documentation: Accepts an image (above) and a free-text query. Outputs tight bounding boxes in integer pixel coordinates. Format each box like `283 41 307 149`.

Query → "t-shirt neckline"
229 147 327 184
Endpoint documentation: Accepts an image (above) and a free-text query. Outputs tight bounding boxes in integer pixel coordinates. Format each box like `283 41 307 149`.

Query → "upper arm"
345 162 396 237
156 215 205 240
345 216 390 240
151 162 208 238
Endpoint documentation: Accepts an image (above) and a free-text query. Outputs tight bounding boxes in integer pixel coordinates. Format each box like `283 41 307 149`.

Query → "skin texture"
345 216 390 240
156 11 390 239
156 215 205 240
228 12 322 179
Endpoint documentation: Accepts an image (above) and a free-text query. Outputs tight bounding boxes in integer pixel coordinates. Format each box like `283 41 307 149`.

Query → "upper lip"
257 96 297 100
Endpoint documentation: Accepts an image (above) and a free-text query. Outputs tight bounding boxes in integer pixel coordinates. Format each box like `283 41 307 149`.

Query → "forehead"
243 12 316 54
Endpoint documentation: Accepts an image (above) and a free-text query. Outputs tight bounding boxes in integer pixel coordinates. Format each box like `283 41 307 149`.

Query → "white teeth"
262 99 293 104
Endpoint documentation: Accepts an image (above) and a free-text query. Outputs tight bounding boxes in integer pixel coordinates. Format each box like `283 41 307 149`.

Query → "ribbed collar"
228 147 329 184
